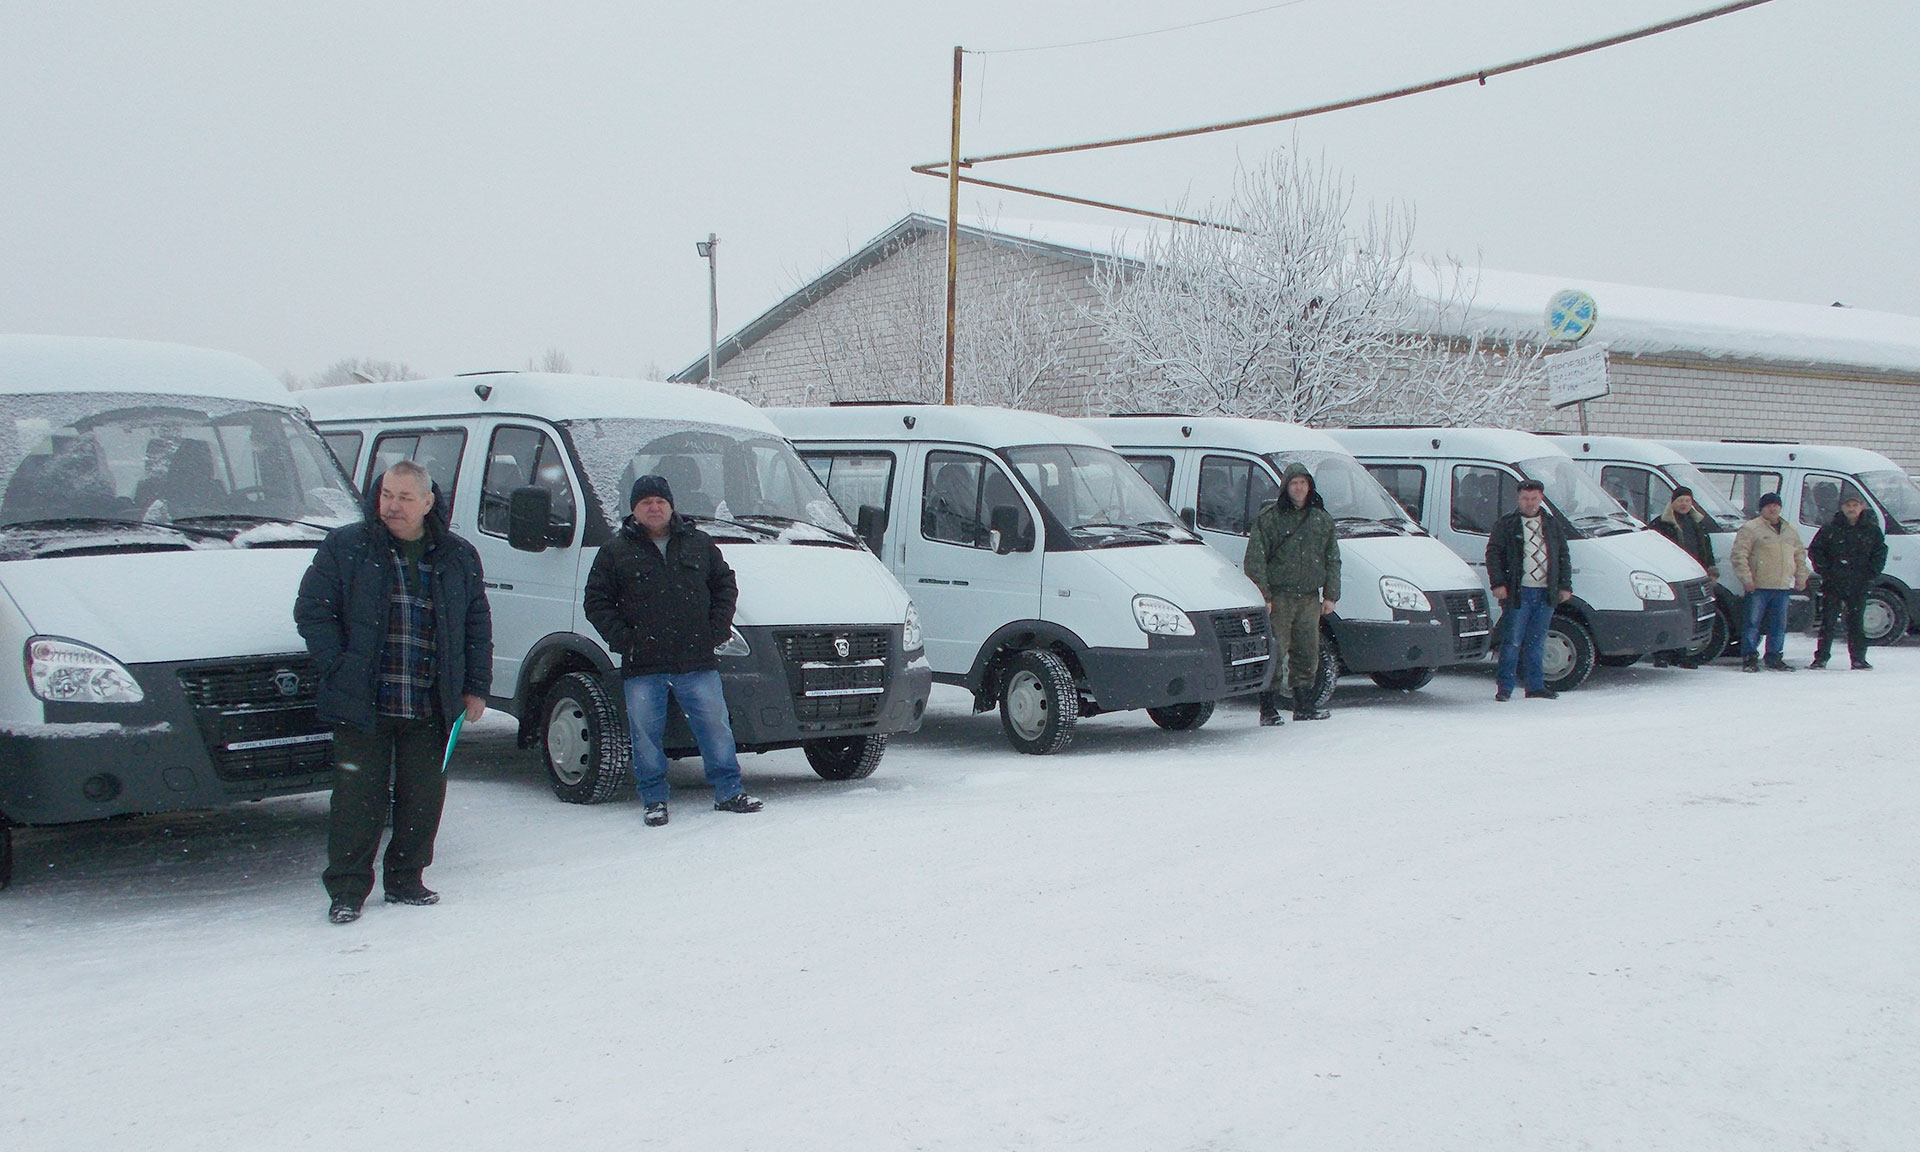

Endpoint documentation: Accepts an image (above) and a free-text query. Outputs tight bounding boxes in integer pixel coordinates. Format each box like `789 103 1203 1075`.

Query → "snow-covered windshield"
1003 443 1198 547
1516 455 1637 537
1857 469 1920 534
0 393 359 556
1663 460 1746 529
564 417 856 546
1267 450 1423 537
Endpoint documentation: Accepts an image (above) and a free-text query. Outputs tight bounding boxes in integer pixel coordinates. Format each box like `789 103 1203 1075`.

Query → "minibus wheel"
1146 701 1214 730
1690 604 1732 662
1542 616 1596 692
1862 587 1910 645
804 734 889 780
1307 643 1338 709
542 672 632 804
998 650 1078 755
1596 652 1641 668
1368 667 1435 692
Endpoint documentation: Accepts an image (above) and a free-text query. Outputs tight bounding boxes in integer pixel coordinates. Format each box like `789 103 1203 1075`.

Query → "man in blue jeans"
1485 479 1574 702
1729 491 1810 672
583 474 762 825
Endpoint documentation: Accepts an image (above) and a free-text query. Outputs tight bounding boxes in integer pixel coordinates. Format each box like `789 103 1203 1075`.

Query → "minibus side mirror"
855 504 887 553
508 486 553 553
1179 506 1197 530
989 505 1023 555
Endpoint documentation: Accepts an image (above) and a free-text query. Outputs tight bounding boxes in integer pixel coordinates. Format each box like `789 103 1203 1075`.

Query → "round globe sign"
1546 289 1599 342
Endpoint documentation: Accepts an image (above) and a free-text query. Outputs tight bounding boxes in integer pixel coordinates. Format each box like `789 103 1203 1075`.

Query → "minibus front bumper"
1078 605 1272 713
699 623 931 755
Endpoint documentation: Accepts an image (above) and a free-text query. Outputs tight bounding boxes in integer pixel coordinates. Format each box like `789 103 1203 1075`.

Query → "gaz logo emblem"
833 637 851 659
273 670 302 697
1242 617 1254 634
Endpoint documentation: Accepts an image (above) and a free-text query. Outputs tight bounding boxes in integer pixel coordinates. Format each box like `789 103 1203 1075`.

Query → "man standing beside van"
583 474 762 825
1486 479 1572 702
1244 462 1340 724
1647 486 1717 668
296 461 493 925
1807 493 1886 670
1730 492 1810 672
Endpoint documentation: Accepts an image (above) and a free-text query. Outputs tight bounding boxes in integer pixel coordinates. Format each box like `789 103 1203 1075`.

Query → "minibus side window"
479 425 576 545
1365 464 1427 521
1450 465 1518 535
323 431 363 482
1799 473 1866 529
922 451 1033 551
1700 468 1781 519
1198 455 1276 536
369 429 467 506
1123 455 1175 502
1600 465 1670 521
803 451 895 526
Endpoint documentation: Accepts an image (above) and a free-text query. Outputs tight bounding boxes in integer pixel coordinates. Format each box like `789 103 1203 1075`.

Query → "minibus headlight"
902 602 924 653
25 637 145 704
1132 595 1196 636
1378 576 1431 613
714 626 751 657
1629 571 1675 601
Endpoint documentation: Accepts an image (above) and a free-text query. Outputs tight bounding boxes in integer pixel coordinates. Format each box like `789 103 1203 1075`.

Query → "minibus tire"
1862 587 1910 645
1308 643 1338 709
804 734 889 780
1543 616 1596 693
542 672 632 804
1146 701 1214 731
998 650 1078 755
1368 666 1435 692
1690 605 1731 662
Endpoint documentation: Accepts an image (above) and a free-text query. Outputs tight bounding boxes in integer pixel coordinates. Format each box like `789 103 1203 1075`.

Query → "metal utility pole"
943 46 962 406
696 234 719 386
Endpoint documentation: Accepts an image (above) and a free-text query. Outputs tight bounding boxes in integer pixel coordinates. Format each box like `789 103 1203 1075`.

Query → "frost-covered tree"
283 357 419 390
1095 151 1543 427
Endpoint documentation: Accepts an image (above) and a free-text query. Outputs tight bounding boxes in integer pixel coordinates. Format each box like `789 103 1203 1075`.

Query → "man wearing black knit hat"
583 473 762 826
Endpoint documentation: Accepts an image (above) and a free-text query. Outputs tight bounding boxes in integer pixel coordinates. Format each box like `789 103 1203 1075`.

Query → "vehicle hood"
1073 542 1265 614
718 543 910 627
1594 527 1710 581
1342 535 1481 591
2 550 315 664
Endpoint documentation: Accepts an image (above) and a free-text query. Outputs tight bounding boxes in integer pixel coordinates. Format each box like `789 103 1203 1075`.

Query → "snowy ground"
4 635 1916 1151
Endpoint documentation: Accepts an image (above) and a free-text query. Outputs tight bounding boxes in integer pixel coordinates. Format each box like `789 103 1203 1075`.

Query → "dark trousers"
1815 586 1869 664
323 713 448 903
1260 593 1323 713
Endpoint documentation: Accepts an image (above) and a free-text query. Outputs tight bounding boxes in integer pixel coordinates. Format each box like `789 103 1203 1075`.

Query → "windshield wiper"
730 513 860 546
0 516 233 541
683 514 777 541
174 513 338 533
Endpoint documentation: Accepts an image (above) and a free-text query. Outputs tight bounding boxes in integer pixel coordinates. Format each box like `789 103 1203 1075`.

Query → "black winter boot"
1292 687 1329 721
1257 690 1285 726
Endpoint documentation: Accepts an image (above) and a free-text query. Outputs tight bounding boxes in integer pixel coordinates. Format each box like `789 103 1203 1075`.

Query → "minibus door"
469 423 586 695
901 447 1043 676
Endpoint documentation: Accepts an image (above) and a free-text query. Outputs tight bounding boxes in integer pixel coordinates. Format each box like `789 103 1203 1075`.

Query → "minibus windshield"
1516 455 1638 537
0 394 360 555
1267 450 1423 537
1858 469 1920 534
1003 443 1199 547
568 417 858 545
1663 460 1746 530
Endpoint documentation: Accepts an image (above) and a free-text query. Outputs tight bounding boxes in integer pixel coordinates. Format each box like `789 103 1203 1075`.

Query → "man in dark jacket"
1243 461 1341 724
1486 478 1573 702
583 474 761 826
295 461 492 924
1808 493 1888 669
1647 487 1717 668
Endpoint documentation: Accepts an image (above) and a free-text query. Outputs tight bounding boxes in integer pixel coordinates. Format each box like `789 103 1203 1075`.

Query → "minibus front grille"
776 630 891 728
1210 610 1272 689
1679 580 1716 643
1443 591 1492 657
177 657 333 790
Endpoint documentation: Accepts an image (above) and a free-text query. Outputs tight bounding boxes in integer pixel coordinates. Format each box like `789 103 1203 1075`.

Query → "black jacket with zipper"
1485 508 1574 602
1808 509 1888 597
583 514 739 677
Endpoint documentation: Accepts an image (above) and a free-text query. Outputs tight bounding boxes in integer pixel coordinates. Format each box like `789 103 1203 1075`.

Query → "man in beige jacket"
1729 491 1809 672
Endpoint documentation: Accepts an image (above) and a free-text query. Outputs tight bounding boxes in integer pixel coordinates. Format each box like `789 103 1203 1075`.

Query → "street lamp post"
695 234 719 387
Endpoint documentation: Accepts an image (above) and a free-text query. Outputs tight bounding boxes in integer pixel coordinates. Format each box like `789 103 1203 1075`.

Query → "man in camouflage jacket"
1243 462 1341 723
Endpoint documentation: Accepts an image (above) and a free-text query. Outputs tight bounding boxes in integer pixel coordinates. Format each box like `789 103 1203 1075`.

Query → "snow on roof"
0 335 291 403
1328 426 1575 465
1079 415 1348 457
1539 433 1695 468
1659 438 1904 475
767 404 1112 452
298 372 782 435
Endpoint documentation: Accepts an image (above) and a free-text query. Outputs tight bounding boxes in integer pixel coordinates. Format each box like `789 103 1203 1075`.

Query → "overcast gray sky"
3 0 1914 383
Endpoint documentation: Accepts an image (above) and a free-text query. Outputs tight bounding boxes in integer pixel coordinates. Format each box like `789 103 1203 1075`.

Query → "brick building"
674 215 1920 468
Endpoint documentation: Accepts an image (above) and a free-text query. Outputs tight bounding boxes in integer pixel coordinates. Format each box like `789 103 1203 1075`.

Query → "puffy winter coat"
1484 509 1572 600
583 515 740 676
1649 502 1717 575
1243 465 1341 601
294 484 493 732
1729 516 1810 590
1808 509 1887 596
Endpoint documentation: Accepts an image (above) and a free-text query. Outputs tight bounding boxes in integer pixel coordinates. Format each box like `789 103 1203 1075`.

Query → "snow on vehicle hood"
2 549 314 664
1077 542 1265 614
716 543 910 627
1341 535 1481 592
1598 527 1710 582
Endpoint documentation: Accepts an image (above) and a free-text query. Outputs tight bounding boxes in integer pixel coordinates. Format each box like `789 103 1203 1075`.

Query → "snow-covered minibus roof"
1660 438 1904 476
1541 433 1696 469
0 335 291 402
769 404 1112 451
1082 415 1349 454
298 373 783 436
1327 426 1574 464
